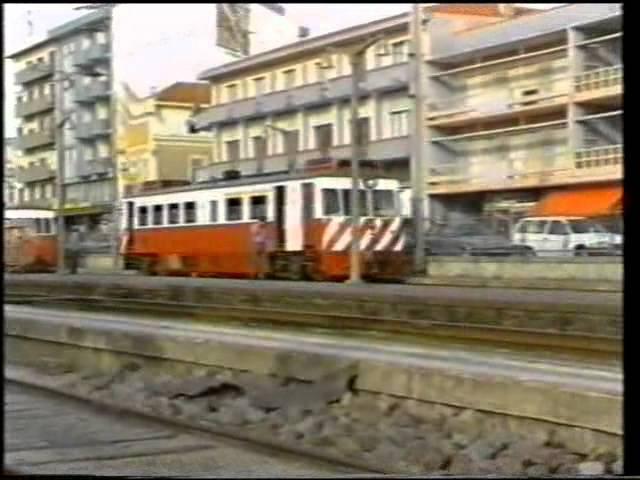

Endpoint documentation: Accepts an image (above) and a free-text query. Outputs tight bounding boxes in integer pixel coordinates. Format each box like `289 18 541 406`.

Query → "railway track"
4 378 373 476
5 292 621 363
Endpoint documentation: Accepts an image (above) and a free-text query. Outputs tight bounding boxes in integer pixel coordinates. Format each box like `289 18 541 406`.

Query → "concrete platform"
5 304 622 437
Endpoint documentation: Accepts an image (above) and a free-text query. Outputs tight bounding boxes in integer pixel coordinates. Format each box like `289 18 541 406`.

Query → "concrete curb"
408 277 623 293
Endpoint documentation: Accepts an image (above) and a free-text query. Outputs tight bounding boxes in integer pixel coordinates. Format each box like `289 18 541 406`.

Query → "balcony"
194 136 410 181
15 164 56 184
426 89 569 128
16 130 55 151
79 158 114 179
75 119 111 139
193 62 409 129
575 144 622 169
426 153 623 195
15 95 54 117
72 43 109 67
74 81 110 103
15 198 56 209
574 66 623 106
14 62 54 84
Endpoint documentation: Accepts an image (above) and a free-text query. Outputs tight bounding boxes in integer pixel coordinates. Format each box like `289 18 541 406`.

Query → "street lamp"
47 64 108 274
409 4 431 275
342 35 387 284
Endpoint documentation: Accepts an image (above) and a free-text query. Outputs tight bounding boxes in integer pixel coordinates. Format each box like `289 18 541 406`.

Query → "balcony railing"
194 62 409 128
427 155 622 194
15 164 56 184
575 144 623 169
575 66 623 93
72 43 109 67
16 130 55 150
75 119 111 139
426 84 569 126
15 95 54 117
74 81 110 103
194 136 410 182
14 62 54 84
79 158 113 178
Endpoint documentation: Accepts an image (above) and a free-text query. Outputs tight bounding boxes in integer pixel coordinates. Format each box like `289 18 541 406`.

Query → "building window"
253 76 267 96
38 183 46 199
389 110 409 137
226 197 243 221
313 124 333 152
181 201 195 224
225 83 238 102
153 205 164 226
225 140 240 162
249 195 267 220
210 200 218 223
168 203 180 225
252 136 267 159
138 206 148 227
190 157 205 178
282 68 296 90
391 41 409 64
316 62 327 82
356 117 370 145
322 189 340 216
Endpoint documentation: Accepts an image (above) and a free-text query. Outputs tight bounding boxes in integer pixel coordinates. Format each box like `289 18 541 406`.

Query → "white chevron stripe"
395 235 406 252
333 225 352 251
375 218 399 251
359 217 376 250
322 218 340 249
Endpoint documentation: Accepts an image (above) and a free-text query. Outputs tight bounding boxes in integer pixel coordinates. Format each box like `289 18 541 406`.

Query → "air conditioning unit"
223 169 241 180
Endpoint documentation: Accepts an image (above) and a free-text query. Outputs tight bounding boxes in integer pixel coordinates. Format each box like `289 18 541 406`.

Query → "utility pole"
344 36 384 284
55 46 67 274
410 4 429 274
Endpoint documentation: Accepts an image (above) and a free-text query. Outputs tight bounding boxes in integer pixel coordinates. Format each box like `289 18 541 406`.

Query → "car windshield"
568 219 602 233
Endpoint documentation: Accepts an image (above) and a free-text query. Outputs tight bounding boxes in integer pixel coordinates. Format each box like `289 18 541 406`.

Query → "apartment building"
190 3 622 229
4 138 19 207
118 82 215 195
8 8 113 234
423 3 622 228
188 5 535 195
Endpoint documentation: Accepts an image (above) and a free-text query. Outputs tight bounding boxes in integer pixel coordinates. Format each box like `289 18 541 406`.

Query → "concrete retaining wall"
4 311 622 441
427 257 622 283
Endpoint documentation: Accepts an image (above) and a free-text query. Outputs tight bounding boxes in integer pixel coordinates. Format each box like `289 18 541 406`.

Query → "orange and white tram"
120 169 411 281
4 208 57 273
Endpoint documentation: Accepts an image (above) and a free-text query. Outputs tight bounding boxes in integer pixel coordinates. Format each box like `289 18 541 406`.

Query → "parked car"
424 222 530 256
511 216 620 256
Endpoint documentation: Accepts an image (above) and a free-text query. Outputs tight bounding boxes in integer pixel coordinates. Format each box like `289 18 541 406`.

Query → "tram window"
35 218 43 234
168 203 180 225
250 195 267 220
322 189 340 216
138 206 148 227
43 219 51 234
342 189 368 216
226 197 243 221
210 200 219 223
153 205 164 226
373 190 395 216
184 201 197 224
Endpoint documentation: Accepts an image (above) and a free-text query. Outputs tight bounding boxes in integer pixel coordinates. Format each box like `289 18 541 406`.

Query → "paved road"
4 381 356 476
5 273 622 308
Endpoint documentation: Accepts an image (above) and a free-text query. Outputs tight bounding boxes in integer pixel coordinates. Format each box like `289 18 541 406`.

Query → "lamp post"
409 4 431 274
343 35 386 284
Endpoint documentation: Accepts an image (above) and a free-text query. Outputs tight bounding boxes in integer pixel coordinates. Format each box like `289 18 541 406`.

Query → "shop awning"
532 185 622 217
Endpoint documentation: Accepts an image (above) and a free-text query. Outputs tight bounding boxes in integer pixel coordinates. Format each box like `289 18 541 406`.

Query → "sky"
3 3 559 138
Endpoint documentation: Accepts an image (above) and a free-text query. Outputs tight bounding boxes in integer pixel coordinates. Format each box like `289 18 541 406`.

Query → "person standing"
67 226 81 274
251 216 270 279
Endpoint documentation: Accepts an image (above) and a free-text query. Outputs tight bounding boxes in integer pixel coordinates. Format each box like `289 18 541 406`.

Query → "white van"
512 217 618 256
